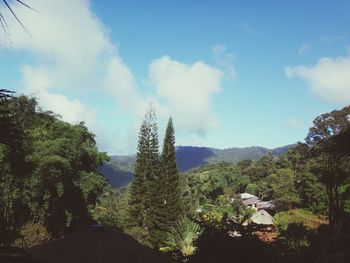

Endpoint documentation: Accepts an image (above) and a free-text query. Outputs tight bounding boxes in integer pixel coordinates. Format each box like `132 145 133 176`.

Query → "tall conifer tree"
129 109 182 246
128 118 149 227
161 117 182 224
129 105 160 228
148 117 182 245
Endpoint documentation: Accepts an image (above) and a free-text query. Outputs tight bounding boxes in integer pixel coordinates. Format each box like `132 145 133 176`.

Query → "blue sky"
1 0 350 154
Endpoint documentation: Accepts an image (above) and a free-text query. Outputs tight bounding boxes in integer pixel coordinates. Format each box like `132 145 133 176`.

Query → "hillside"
26 226 177 263
100 144 294 188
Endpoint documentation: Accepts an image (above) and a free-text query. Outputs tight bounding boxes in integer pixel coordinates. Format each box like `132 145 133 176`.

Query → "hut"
240 193 258 200
256 201 275 212
251 209 274 226
242 197 261 209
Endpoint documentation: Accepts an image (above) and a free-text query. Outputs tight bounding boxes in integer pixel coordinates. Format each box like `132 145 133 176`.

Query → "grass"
274 209 328 231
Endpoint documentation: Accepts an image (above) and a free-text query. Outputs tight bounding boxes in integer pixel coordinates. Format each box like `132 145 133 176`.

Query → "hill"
26 226 177 263
99 144 294 188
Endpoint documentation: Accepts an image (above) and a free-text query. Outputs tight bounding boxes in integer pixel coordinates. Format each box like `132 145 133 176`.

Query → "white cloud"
149 56 223 135
21 65 97 129
0 0 124 153
212 44 236 79
8 0 113 77
285 54 350 104
298 44 310 55
103 57 147 119
1 0 226 154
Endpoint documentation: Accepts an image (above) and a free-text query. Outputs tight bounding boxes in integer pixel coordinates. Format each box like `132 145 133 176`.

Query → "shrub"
15 222 51 248
161 217 203 258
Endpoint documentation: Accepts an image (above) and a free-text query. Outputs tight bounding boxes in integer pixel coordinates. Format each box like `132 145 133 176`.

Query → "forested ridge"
1 90 350 263
100 145 294 187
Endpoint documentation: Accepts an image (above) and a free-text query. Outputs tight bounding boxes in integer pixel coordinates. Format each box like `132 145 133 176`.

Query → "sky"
1 0 350 155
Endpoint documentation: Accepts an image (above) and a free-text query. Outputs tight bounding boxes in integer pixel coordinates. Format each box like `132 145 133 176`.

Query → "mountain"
99 155 135 188
99 144 295 188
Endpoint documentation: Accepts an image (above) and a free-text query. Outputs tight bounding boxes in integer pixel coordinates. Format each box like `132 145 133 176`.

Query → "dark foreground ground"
1 226 177 263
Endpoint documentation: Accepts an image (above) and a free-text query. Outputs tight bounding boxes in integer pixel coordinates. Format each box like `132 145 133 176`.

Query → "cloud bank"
2 0 228 154
285 54 350 104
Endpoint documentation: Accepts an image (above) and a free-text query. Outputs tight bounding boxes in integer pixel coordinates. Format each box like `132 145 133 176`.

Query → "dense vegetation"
1 89 349 263
94 105 350 262
100 145 293 187
0 92 109 252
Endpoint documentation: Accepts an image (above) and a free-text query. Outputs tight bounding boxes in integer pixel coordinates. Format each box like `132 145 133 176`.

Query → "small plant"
15 222 51 248
161 217 203 259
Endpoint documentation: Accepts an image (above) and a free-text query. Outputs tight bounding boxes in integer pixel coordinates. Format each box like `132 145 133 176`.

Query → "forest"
1 88 349 262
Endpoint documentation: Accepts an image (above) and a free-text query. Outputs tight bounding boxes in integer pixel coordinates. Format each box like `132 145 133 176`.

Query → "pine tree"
128 119 149 227
148 117 182 245
128 105 161 233
161 117 182 225
129 109 182 246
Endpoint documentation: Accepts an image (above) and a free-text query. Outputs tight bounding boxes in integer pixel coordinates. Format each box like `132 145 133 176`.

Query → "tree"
1 95 109 249
0 89 20 146
306 105 350 226
128 105 161 238
268 168 300 210
161 118 182 221
149 118 182 244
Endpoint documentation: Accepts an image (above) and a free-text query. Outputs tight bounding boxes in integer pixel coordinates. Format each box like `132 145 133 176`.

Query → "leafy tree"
1 95 109 248
268 168 300 210
306 105 350 226
92 188 130 229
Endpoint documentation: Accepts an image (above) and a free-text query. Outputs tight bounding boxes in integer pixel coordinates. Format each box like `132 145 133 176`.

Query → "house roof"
242 197 261 206
251 209 274 225
256 201 275 210
240 193 258 200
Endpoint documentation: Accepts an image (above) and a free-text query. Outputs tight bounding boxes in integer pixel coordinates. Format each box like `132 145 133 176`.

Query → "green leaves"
0 95 109 243
162 217 203 258
268 168 300 210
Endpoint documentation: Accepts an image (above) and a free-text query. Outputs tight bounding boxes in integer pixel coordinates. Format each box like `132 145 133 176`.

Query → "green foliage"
305 105 350 226
160 117 182 227
274 209 327 232
297 171 327 214
129 105 160 230
268 168 300 210
232 195 255 224
92 189 128 228
277 223 310 253
14 222 51 248
128 108 184 247
0 95 108 247
161 217 203 258
183 162 249 211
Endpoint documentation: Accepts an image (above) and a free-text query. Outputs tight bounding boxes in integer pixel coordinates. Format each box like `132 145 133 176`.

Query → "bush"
278 223 310 252
91 189 130 229
274 209 327 232
161 217 203 258
15 222 51 248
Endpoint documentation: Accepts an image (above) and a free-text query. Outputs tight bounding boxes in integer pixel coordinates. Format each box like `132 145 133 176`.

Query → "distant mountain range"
99 144 294 188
